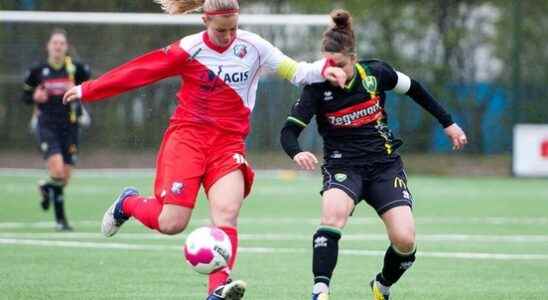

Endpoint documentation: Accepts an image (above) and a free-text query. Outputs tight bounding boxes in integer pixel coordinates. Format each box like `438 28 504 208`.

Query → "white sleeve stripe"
394 71 412 94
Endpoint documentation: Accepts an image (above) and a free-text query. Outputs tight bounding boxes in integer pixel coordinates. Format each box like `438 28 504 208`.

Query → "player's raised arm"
63 42 188 104
375 61 468 150
247 31 346 87
276 56 347 88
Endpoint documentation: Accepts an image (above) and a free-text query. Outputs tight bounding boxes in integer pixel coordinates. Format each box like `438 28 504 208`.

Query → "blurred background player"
280 9 467 300
21 28 91 231
63 0 346 299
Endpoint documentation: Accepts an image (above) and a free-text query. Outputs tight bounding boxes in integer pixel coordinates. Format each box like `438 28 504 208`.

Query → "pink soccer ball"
183 226 232 275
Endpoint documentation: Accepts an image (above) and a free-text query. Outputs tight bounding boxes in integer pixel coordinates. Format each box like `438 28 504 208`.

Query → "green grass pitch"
1 169 548 299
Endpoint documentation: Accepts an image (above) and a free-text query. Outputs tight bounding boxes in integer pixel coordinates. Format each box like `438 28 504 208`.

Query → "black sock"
40 182 54 210
377 244 416 287
312 226 342 287
48 177 67 224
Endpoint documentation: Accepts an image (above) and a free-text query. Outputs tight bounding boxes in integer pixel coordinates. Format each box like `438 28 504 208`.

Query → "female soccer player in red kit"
63 0 346 299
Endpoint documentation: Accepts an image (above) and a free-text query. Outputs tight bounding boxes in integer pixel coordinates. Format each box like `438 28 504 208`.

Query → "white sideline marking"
1 238 547 261
2 232 548 243
0 168 310 179
1 216 548 229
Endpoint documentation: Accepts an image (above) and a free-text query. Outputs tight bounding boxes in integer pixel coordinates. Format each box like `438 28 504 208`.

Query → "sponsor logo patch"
400 261 414 270
325 96 383 127
362 75 378 93
314 236 328 248
323 91 334 101
171 182 184 195
334 173 347 182
233 44 248 58
394 177 407 189
223 71 249 84
233 153 248 165
330 151 342 159
43 78 73 96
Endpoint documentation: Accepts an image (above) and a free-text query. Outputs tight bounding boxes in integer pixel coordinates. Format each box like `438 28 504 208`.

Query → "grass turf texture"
1 170 548 299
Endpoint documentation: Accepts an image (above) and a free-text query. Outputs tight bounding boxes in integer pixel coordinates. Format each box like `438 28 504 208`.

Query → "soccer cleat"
55 221 73 232
370 280 390 300
101 187 138 237
312 292 329 300
206 280 247 300
38 180 51 211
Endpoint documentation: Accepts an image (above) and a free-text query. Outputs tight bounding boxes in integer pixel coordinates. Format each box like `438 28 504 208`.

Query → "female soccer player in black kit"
21 29 91 231
280 10 468 300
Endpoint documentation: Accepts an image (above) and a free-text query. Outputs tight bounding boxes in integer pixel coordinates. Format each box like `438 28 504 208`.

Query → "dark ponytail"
322 9 356 55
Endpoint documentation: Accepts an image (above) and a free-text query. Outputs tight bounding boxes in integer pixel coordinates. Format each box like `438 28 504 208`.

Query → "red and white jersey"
80 30 329 136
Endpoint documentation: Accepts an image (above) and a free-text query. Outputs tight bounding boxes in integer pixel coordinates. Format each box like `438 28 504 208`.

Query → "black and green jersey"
281 59 453 165
22 57 91 124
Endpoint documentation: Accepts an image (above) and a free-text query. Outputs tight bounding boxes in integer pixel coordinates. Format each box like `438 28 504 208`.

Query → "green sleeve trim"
287 116 308 128
318 225 342 236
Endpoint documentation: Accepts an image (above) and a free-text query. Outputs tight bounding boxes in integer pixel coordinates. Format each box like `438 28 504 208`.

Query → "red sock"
208 226 238 293
122 195 162 230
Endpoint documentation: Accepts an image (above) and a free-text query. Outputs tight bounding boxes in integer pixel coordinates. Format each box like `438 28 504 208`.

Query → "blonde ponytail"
154 0 205 15
154 0 239 15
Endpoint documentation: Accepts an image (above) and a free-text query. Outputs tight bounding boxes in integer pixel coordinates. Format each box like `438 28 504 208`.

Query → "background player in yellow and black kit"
280 10 468 300
21 29 91 231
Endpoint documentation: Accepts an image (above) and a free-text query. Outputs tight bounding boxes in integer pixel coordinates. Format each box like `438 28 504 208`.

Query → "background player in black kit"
21 29 91 231
280 10 468 300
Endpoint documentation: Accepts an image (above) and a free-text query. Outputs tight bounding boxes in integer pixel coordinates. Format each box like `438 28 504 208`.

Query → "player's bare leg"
158 205 192 235
312 189 354 300
207 170 246 300
371 206 416 300
102 190 193 237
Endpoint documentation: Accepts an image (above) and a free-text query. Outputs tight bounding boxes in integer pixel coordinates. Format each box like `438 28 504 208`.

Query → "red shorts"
154 122 255 209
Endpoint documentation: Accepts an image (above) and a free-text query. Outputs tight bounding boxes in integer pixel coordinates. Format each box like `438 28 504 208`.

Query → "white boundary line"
1 238 547 261
0 168 309 179
1 216 548 229
2 232 548 243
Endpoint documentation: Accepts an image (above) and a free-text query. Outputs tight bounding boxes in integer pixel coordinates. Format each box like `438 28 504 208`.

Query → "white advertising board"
513 124 548 177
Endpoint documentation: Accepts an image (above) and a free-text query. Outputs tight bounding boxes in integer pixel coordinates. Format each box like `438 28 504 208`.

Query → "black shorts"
37 119 79 165
321 157 413 216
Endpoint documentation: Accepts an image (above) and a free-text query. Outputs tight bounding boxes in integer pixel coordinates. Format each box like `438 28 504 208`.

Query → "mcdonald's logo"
394 177 407 189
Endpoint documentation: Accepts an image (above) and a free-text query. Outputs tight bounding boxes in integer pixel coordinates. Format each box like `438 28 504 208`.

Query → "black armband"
407 79 454 128
280 121 305 159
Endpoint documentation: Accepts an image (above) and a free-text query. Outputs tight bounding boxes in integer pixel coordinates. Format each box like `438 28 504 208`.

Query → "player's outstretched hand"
63 86 81 104
293 151 319 171
324 66 347 88
444 123 468 151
